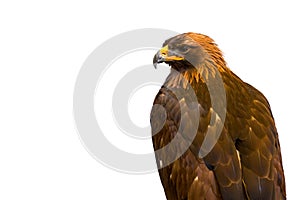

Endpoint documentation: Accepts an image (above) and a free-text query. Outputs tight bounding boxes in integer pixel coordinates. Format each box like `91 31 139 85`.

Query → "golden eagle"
151 32 286 200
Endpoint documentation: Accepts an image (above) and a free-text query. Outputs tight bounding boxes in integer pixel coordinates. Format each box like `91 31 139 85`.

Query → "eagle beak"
153 45 184 69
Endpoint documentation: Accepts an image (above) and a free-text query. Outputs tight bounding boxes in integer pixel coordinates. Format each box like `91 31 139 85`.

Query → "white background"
1 1 299 199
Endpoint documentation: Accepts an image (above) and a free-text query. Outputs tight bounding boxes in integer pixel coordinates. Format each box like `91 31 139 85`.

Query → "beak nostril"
159 45 168 57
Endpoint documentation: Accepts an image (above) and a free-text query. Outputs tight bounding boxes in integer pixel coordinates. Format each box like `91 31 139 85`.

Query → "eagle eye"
179 46 190 53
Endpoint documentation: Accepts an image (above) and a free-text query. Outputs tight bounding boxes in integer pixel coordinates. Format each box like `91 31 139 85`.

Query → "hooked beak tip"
153 52 164 69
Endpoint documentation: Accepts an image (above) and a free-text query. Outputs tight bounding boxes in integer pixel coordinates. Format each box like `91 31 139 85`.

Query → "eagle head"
153 33 225 72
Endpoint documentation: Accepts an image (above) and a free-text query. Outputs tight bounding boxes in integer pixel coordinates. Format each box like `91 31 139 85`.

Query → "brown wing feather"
240 82 286 199
151 86 222 200
187 73 247 199
223 71 286 199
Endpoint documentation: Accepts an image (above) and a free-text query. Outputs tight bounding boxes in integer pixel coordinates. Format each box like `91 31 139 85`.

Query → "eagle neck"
165 59 227 90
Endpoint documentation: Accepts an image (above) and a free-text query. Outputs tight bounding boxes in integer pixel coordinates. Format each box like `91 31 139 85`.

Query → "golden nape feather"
151 32 286 200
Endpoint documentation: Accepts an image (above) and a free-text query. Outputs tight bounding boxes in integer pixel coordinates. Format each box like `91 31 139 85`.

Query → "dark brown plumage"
150 33 286 200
